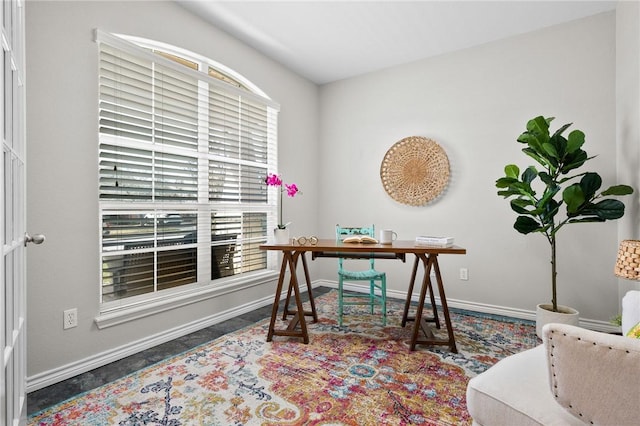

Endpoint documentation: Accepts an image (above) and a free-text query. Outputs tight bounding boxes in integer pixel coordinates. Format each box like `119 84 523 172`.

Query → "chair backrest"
335 224 376 270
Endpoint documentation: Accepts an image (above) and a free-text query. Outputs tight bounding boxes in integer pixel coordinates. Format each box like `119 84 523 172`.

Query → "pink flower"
265 173 300 229
285 183 299 197
265 173 282 187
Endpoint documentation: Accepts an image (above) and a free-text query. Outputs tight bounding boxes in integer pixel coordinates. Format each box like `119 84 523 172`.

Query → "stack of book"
415 236 454 247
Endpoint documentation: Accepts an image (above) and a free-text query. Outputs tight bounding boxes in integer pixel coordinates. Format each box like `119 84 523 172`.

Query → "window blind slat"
99 34 276 303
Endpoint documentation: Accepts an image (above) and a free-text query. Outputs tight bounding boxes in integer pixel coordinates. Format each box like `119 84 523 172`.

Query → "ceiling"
177 1 617 85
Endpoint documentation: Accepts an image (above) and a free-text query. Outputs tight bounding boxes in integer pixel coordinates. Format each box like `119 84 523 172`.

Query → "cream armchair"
466 291 640 426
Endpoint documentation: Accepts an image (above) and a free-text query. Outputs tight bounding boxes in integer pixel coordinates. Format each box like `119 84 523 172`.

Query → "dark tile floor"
27 286 332 415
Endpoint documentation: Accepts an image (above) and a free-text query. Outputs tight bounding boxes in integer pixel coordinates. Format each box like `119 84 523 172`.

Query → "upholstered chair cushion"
466 345 584 425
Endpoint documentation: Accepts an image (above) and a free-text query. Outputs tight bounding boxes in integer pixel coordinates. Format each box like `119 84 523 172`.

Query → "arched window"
96 31 279 307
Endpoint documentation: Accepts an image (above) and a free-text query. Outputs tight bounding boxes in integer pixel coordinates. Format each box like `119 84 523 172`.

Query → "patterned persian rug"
29 290 537 425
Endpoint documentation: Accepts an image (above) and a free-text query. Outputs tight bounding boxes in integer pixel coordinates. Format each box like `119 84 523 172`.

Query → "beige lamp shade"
614 240 640 280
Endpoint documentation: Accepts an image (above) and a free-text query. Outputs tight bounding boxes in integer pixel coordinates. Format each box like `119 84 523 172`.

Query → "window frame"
94 30 281 325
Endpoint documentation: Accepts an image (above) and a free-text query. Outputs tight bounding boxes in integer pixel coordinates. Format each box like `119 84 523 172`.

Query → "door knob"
24 233 45 246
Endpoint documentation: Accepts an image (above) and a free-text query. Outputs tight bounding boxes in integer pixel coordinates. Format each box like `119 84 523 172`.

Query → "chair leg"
381 276 387 326
338 277 344 327
338 277 387 326
369 280 375 314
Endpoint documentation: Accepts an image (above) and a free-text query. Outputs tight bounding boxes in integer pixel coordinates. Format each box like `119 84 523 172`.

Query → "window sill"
94 271 278 329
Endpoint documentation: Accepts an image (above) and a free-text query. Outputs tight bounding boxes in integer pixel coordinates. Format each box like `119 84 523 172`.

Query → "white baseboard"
27 285 307 393
28 280 618 392
320 280 619 333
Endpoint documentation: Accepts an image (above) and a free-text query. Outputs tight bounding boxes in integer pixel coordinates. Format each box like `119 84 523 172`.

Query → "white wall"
25 1 319 381
315 12 630 322
616 0 640 299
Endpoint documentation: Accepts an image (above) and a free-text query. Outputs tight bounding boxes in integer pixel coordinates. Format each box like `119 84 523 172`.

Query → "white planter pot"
273 228 290 245
536 303 579 338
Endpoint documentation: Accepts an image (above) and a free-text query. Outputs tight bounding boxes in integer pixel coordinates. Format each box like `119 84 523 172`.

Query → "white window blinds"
96 31 279 304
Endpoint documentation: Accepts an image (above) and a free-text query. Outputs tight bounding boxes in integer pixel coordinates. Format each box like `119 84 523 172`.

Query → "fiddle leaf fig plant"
496 116 634 312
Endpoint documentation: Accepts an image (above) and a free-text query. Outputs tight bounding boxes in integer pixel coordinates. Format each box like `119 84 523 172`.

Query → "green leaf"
521 116 552 153
510 200 529 215
514 216 542 234
510 198 539 215
579 172 602 200
522 147 552 170
572 200 624 220
526 116 551 138
521 166 537 184
538 171 554 186
568 217 606 224
594 199 626 220
504 164 519 179
542 142 559 159
557 171 587 184
601 185 634 196
509 181 535 196
496 177 518 188
562 184 585 213
567 202 598 218
517 132 536 145
566 129 585 153
550 134 567 159
537 186 560 211
497 189 520 197
551 122 572 138
511 197 535 207
521 134 546 154
540 198 560 225
560 150 588 174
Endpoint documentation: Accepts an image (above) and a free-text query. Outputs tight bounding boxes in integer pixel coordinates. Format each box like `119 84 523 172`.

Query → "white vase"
535 303 579 338
273 228 290 245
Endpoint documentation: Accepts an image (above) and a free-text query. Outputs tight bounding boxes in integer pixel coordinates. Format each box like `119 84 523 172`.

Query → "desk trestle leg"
282 253 318 323
402 254 457 353
267 251 316 344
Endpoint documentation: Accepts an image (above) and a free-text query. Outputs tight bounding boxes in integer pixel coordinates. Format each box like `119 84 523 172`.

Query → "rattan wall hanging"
380 136 450 206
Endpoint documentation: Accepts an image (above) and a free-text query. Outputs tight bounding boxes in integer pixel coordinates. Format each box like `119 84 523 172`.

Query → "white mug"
379 229 397 244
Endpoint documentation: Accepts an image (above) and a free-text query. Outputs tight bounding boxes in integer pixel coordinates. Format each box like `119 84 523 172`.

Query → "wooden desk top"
260 239 466 255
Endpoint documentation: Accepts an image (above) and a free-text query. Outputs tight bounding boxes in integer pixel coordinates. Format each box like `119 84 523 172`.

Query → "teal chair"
336 224 387 326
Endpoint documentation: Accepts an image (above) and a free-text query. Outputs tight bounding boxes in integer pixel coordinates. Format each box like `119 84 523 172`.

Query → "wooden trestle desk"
259 239 466 352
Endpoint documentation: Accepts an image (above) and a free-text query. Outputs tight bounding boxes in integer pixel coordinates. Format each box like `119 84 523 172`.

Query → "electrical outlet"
459 268 469 281
63 308 78 329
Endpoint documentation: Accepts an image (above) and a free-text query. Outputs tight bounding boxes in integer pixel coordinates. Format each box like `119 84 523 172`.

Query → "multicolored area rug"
29 290 537 425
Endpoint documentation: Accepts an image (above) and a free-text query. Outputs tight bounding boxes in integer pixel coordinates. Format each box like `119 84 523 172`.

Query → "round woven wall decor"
380 136 450 206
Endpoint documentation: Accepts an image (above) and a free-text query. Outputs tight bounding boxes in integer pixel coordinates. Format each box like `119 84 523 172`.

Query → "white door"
1 1 27 425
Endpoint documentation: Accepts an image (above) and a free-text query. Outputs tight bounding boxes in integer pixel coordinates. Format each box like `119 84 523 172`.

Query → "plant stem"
279 190 283 228
551 235 558 312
